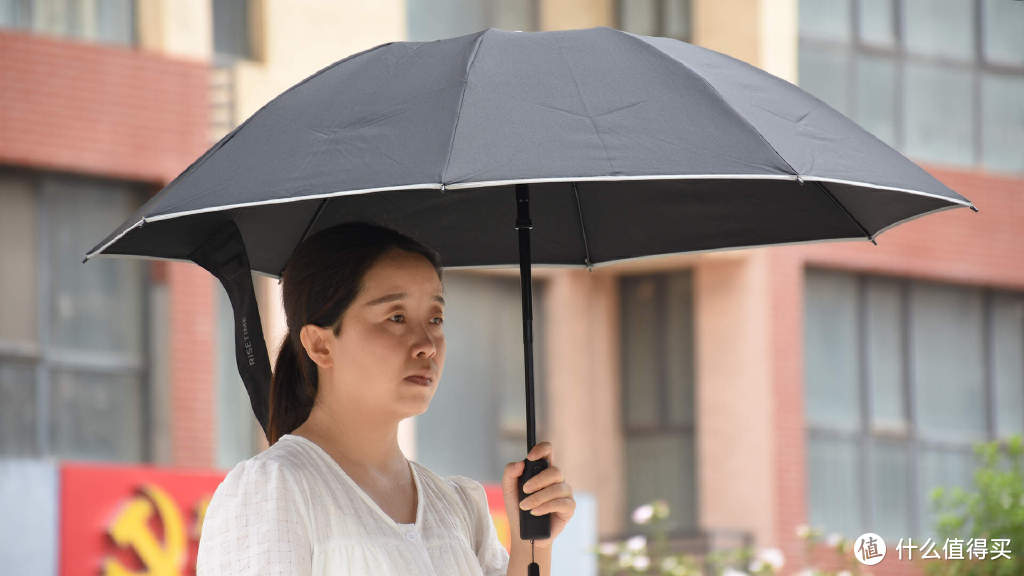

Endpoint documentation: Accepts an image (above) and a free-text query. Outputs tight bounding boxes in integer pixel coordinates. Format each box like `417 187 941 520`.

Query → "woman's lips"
404 376 431 386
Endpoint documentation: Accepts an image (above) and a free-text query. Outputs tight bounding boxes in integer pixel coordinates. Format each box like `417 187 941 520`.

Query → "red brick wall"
770 166 1024 575
1 30 216 468
0 30 208 185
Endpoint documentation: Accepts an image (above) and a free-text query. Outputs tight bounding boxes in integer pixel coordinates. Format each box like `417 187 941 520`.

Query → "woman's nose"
412 327 437 358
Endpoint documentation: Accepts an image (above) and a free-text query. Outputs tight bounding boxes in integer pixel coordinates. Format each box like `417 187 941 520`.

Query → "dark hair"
268 221 443 445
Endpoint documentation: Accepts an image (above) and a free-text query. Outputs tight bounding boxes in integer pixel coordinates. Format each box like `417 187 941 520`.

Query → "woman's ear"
299 324 334 369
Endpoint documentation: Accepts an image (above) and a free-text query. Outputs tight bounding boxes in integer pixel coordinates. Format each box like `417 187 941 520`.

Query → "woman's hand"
501 441 576 550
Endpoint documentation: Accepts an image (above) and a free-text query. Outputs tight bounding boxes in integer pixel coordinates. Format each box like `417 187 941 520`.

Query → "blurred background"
0 1 1021 575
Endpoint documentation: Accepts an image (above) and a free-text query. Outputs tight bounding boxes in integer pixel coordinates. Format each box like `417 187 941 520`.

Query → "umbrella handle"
517 456 552 541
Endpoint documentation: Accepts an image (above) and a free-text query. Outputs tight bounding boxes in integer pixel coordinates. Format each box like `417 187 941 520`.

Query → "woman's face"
323 248 445 419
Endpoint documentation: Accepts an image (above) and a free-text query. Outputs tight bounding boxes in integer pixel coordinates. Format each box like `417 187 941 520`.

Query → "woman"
196 221 575 575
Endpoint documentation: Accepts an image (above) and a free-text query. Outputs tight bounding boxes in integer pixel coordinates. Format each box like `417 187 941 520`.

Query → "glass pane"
489 0 534 31
904 0 974 61
32 0 70 36
870 439 910 540
866 278 905 431
981 0 1024 66
622 277 660 428
664 0 691 40
919 447 974 539
0 0 33 28
213 0 249 59
992 293 1024 438
96 0 133 45
981 73 1024 174
804 269 860 431
0 359 37 456
46 176 146 357
0 174 38 346
808 435 861 538
625 433 696 530
50 369 143 461
798 45 852 117
799 0 851 42
855 53 897 147
619 0 657 36
406 0 486 41
858 0 894 47
665 272 694 427
910 282 986 442
903 62 974 167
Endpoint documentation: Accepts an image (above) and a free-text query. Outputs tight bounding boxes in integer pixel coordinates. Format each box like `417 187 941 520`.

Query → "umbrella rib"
278 198 330 279
571 182 594 271
811 179 877 245
440 30 488 185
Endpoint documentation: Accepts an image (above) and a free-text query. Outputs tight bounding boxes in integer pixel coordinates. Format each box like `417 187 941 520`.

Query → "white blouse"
196 433 510 575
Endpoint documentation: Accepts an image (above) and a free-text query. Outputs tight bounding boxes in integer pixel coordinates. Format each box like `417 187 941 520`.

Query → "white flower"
660 556 679 571
795 570 816 576
837 571 852 576
598 542 618 557
795 524 810 539
617 552 632 568
757 547 785 570
748 559 765 573
825 533 843 549
723 569 750 576
626 535 647 552
632 504 655 525
632 555 651 570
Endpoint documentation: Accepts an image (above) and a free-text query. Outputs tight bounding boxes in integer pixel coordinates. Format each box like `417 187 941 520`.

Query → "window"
415 272 548 484
616 0 691 41
620 271 696 533
212 0 255 62
406 0 539 42
804 268 1024 541
0 170 151 461
798 0 1024 174
0 0 135 46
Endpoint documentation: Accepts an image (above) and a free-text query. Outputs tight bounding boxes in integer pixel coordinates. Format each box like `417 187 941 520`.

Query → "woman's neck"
291 402 408 480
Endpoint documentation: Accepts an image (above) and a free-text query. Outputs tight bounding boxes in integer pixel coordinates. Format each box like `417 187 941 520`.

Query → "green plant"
924 435 1024 576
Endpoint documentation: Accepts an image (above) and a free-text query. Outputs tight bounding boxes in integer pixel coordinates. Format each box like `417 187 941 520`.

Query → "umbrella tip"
969 204 979 213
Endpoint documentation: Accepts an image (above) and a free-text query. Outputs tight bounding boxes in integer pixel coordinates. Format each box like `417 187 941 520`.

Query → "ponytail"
268 332 317 445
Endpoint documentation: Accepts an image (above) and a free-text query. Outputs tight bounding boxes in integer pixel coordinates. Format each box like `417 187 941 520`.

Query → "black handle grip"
517 457 552 540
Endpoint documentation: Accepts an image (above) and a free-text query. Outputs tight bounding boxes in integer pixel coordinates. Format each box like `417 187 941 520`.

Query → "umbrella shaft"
515 184 538 453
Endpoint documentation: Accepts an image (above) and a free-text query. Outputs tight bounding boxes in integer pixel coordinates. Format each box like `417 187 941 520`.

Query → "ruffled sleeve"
448 475 510 576
196 457 313 576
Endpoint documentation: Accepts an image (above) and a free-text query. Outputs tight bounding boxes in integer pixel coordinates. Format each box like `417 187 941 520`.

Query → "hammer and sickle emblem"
104 484 187 576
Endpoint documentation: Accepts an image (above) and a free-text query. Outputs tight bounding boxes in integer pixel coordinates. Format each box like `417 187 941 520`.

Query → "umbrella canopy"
85 26 974 274
84 28 976 542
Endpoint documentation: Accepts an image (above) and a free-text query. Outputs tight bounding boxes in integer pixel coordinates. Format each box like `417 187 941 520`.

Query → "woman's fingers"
526 441 553 465
518 482 573 511
528 496 577 516
521 466 564 494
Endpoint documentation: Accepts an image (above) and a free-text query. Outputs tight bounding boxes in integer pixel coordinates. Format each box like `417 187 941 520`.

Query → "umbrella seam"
83 41 396 263
810 179 876 245
617 30 801 179
571 182 594 270
440 29 489 186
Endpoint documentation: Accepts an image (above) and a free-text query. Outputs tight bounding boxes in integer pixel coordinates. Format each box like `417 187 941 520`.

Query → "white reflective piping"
84 174 974 260
870 202 969 240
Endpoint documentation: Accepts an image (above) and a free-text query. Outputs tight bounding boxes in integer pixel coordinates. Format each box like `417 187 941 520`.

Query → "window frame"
619 269 697 534
614 0 692 41
804 267 1024 539
0 170 152 461
798 0 1024 171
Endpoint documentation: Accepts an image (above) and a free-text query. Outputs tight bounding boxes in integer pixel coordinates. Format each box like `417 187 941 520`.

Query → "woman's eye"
389 314 405 323
431 317 444 325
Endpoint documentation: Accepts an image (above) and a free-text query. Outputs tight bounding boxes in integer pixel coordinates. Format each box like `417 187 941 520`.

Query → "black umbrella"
85 27 976 551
